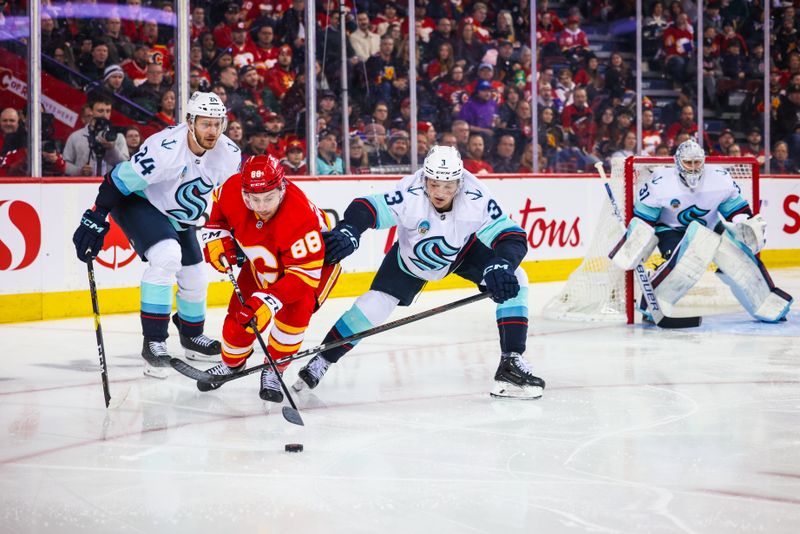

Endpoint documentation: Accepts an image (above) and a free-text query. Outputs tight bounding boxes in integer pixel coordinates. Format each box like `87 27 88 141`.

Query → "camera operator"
64 93 129 176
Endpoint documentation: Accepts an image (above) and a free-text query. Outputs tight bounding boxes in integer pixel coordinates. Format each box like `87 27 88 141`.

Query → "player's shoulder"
280 180 320 223
459 170 492 204
209 134 243 166
704 164 733 182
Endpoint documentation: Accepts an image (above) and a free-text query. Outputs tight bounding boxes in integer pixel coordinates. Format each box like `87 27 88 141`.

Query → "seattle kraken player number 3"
71 92 243 377
295 145 545 399
609 139 793 322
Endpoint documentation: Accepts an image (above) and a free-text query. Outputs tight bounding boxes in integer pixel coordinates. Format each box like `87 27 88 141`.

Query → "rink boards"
0 174 798 322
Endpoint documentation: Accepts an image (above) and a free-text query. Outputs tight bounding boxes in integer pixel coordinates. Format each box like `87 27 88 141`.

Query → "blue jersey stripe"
718 195 749 219
111 161 148 195
477 217 523 248
633 200 661 223
365 195 398 229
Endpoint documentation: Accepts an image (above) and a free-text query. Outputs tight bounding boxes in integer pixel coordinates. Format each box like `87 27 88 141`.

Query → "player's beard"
195 129 219 151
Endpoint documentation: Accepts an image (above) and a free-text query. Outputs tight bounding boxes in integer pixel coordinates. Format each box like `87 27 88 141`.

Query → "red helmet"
241 155 285 194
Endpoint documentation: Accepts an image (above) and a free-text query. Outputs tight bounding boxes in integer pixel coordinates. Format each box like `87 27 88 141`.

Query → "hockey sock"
319 304 375 363
176 295 206 337
496 286 528 354
141 281 172 341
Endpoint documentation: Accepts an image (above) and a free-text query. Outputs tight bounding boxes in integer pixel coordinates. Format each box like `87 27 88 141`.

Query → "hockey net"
543 156 760 323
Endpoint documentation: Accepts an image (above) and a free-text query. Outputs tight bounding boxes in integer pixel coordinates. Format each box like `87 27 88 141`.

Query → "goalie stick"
594 162 701 329
171 291 492 385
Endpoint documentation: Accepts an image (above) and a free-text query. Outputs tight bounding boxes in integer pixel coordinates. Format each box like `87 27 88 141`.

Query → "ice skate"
141 338 171 379
292 354 331 391
197 362 245 392
259 367 284 403
491 352 545 399
172 315 221 362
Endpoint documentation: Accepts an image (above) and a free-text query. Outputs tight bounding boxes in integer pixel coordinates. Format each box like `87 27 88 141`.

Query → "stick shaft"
87 261 111 408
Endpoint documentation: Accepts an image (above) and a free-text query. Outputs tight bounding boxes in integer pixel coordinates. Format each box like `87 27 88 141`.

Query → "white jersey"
110 123 242 227
361 169 525 281
633 164 750 231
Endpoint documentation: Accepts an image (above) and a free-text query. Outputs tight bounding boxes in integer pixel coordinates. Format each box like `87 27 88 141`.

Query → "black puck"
285 443 303 453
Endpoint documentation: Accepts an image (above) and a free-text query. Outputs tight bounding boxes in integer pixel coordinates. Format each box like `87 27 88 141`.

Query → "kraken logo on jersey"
410 236 460 271
167 177 214 222
677 205 710 227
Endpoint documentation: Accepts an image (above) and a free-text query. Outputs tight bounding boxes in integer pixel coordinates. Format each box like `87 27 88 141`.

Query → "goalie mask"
675 139 705 189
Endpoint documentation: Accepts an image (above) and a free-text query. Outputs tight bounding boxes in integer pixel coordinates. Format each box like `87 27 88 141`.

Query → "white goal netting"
543 156 759 323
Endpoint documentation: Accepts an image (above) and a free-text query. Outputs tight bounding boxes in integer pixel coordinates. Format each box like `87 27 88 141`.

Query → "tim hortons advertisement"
0 177 798 296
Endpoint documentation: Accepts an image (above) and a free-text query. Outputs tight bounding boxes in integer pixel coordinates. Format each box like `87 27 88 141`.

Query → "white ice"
1 270 799 534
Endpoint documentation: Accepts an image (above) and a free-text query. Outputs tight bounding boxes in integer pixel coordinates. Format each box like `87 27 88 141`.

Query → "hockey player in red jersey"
199 154 341 401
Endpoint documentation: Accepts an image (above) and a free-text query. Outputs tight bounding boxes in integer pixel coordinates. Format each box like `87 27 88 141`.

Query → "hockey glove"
483 258 520 304
201 224 238 273
236 292 283 334
720 214 767 254
323 222 360 264
72 209 109 262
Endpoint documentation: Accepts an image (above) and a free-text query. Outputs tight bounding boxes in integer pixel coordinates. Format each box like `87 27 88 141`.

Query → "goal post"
542 155 760 324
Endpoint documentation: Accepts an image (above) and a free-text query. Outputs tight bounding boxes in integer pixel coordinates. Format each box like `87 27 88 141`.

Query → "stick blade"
170 358 216 382
656 315 702 329
282 406 304 426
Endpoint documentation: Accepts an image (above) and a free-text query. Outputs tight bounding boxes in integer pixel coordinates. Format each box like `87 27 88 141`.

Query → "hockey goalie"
608 140 793 323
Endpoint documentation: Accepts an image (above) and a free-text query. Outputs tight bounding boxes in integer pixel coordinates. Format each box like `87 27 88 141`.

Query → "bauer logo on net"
0 199 41 271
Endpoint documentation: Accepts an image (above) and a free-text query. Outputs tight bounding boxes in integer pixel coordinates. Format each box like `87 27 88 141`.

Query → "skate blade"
185 349 221 363
291 378 307 392
144 363 170 379
490 382 543 399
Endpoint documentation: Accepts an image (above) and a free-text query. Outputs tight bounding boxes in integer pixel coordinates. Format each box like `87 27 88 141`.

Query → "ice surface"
1 270 799 533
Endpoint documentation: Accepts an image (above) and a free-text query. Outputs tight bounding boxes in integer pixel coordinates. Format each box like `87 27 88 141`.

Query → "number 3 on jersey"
290 231 322 258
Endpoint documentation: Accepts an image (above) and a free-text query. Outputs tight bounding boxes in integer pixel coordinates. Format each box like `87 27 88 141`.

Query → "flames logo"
0 200 41 271
94 215 138 270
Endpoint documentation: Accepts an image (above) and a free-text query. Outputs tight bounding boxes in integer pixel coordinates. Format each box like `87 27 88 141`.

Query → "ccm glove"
323 222 360 264
483 258 520 304
201 225 238 273
72 209 109 262
236 292 283 333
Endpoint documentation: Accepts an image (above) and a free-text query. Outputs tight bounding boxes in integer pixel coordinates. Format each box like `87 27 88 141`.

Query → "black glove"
323 223 360 264
482 258 520 304
72 209 109 262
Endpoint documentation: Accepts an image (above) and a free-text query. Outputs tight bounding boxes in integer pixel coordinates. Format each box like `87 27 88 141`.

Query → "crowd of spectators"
1 0 799 176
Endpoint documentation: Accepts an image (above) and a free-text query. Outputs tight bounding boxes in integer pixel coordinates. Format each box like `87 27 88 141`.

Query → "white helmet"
423 145 463 182
186 91 228 131
674 139 705 189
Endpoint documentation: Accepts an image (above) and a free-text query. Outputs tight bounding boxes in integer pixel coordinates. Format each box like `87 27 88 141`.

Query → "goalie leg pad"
651 221 721 305
713 232 793 322
609 217 658 271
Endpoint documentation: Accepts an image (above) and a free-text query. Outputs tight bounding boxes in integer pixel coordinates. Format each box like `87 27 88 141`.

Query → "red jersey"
208 176 331 305
463 159 494 175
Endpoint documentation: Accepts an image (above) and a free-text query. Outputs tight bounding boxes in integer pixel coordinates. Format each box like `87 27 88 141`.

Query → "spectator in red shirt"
120 0 145 42
264 44 296 101
561 87 596 153
231 22 259 69
214 3 242 50
252 23 279 78
463 132 493 175
372 2 404 37
559 15 590 66
122 44 150 87
281 139 307 176
663 12 694 84
741 127 765 166
664 104 698 147
190 5 209 41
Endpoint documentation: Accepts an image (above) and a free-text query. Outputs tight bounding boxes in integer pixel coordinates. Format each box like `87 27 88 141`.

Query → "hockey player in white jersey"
72 91 243 376
609 139 793 322
293 145 545 399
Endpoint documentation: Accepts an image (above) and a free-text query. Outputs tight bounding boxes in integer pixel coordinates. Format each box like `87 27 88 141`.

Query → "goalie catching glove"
236 292 283 333
719 214 767 254
201 224 238 273
483 258 520 303
323 222 360 264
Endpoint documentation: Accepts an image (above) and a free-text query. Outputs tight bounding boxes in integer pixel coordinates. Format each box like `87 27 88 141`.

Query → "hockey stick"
595 162 701 328
171 291 492 385
87 260 112 407
220 257 303 426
